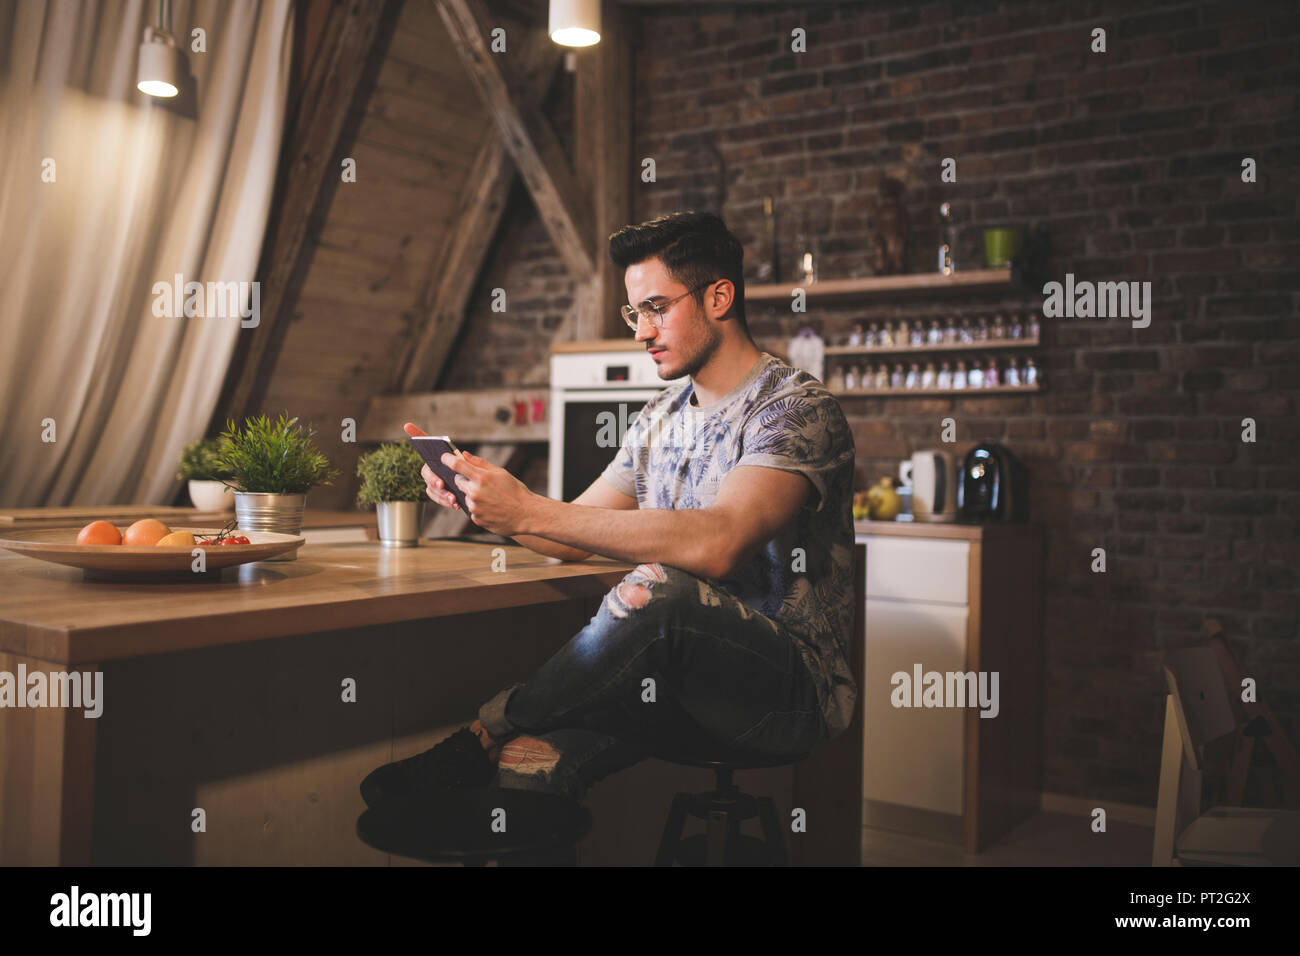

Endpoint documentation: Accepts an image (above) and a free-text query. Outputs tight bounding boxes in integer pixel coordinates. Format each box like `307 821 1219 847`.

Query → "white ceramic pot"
188 479 235 512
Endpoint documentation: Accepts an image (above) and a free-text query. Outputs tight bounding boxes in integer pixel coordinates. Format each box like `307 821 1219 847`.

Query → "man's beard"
663 308 723 382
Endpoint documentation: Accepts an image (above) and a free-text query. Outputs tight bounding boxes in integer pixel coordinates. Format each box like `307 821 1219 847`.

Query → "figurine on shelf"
959 317 973 344
845 365 860 390
943 316 958 343
969 360 984 389
1028 313 1041 340
1009 313 1024 340
909 322 924 347
953 360 968 389
848 323 864 347
889 362 904 389
830 365 846 391
921 361 937 389
871 177 908 275
866 322 880 347
1005 357 1021 387
976 316 989 342
879 322 894 347
873 364 889 389
984 357 1000 387
1025 357 1040 386
905 362 920 389
991 314 1006 340
927 319 942 345
937 360 952 389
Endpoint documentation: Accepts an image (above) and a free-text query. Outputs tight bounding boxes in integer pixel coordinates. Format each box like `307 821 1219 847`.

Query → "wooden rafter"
395 29 562 393
435 0 596 280
208 0 398 434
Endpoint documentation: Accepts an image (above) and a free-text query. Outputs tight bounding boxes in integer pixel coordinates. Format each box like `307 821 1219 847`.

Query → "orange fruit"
77 521 122 545
156 531 195 547
123 518 171 546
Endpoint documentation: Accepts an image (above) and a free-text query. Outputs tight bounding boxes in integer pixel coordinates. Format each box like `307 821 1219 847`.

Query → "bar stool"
356 787 591 866
652 739 810 867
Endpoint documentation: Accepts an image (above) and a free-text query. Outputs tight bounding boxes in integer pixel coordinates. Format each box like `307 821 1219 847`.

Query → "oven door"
549 388 661 502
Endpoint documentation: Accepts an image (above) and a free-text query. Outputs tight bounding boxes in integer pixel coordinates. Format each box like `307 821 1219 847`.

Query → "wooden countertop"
0 506 378 532
854 518 1041 540
0 537 632 667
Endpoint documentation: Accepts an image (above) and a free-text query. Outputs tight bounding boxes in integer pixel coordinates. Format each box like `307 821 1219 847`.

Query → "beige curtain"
0 0 293 506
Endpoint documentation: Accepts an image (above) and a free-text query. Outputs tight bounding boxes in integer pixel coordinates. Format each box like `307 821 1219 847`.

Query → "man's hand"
402 422 536 535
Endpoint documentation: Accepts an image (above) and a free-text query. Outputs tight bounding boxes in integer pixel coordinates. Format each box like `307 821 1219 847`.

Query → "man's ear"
710 279 736 320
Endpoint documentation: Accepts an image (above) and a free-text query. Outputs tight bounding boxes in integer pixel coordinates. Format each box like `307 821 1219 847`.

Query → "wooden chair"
1152 638 1300 866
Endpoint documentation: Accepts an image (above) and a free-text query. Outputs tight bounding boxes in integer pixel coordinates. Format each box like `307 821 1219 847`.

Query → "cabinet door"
863 599 968 815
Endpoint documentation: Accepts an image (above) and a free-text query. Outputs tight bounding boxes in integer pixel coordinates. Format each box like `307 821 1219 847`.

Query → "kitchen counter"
855 518 1041 540
0 535 863 866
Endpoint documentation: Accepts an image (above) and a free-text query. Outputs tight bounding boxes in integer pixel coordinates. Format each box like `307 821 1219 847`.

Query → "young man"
361 212 857 843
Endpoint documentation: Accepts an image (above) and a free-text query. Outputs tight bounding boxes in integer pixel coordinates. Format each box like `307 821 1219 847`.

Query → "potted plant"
177 438 237 512
356 442 427 548
216 413 338 558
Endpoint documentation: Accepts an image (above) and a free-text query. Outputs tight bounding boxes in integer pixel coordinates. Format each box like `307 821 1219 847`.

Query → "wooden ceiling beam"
394 29 561 394
435 0 596 280
209 0 398 434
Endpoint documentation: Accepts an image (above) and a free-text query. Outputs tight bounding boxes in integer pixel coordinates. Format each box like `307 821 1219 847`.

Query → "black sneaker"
360 727 495 808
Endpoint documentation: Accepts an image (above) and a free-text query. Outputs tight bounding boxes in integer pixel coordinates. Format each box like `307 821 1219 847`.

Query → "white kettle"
899 450 957 523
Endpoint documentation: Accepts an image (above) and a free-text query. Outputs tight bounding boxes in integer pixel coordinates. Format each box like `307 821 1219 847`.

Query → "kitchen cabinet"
855 520 1044 853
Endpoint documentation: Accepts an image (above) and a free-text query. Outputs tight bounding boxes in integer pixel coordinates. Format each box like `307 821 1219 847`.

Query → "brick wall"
454 0 1300 807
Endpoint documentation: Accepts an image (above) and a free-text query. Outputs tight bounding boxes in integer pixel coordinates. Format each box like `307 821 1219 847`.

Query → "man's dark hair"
608 211 748 335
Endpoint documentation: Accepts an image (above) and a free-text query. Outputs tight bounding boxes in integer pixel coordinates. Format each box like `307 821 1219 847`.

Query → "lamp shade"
549 0 600 47
137 26 180 97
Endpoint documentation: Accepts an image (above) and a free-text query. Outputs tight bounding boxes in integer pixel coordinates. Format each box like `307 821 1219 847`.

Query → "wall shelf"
827 337 1040 357
746 268 1013 303
830 384 1041 397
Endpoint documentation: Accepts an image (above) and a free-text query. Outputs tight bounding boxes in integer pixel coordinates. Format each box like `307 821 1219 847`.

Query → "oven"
548 344 683 502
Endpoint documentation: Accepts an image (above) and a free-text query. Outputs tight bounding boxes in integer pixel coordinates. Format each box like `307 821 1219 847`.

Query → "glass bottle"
938 202 956 275
959 317 973 344
953 360 968 389
848 323 864 347
910 321 924 347
866 322 879 347
879 322 894 347
969 360 984 388
905 362 920 389
845 365 860 390
897 320 910 347
927 319 942 345
976 316 989 341
1005 357 1021 387
1009 313 1024 340
890 362 904 389
985 357 999 387
943 316 958 343
1028 313 1041 340
830 365 846 391
937 361 952 389
1025 357 1039 386
991 314 1005 340
874 363 889 389
921 361 937 389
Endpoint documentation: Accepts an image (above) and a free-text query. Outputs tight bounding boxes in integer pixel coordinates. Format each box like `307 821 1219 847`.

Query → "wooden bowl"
0 527 304 579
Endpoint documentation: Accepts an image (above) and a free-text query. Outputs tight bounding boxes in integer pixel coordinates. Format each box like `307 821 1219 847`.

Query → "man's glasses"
621 281 717 331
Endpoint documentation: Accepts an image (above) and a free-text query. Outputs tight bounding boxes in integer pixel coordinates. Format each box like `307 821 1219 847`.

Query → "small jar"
873 363 889 389
991 314 1005 339
905 362 921 389
953 360 968 389
921 361 937 389
848 323 864 347
984 357 999 387
937 360 952 389
959 317 973 344
969 361 984 388
1005 357 1021 387
889 362 904 389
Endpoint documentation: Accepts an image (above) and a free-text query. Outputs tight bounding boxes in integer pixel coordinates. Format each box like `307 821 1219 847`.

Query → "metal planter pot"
234 491 307 561
376 500 422 548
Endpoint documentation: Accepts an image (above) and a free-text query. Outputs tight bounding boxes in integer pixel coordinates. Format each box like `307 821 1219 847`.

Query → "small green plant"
176 438 234 482
356 442 427 508
216 413 338 495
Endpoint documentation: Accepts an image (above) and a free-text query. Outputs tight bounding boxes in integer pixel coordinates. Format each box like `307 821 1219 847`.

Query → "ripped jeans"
476 561 826 808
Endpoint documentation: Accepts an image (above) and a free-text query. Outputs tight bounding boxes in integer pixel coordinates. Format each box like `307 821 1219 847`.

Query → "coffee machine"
958 443 1029 522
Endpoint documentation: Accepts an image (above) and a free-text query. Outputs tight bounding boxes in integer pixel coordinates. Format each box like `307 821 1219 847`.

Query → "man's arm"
510 476 637 562
524 465 812 580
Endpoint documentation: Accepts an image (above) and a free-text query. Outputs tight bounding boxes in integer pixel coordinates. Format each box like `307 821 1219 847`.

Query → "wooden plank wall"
258 1 506 511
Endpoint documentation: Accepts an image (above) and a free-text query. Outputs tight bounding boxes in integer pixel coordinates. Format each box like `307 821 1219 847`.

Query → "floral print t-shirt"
600 351 858 738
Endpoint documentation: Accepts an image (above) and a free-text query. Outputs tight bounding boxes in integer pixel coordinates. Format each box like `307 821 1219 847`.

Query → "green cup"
983 228 1022 267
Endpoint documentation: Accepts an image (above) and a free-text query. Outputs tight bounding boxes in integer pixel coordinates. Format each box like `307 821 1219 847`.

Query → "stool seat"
357 787 591 865
652 739 812 771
